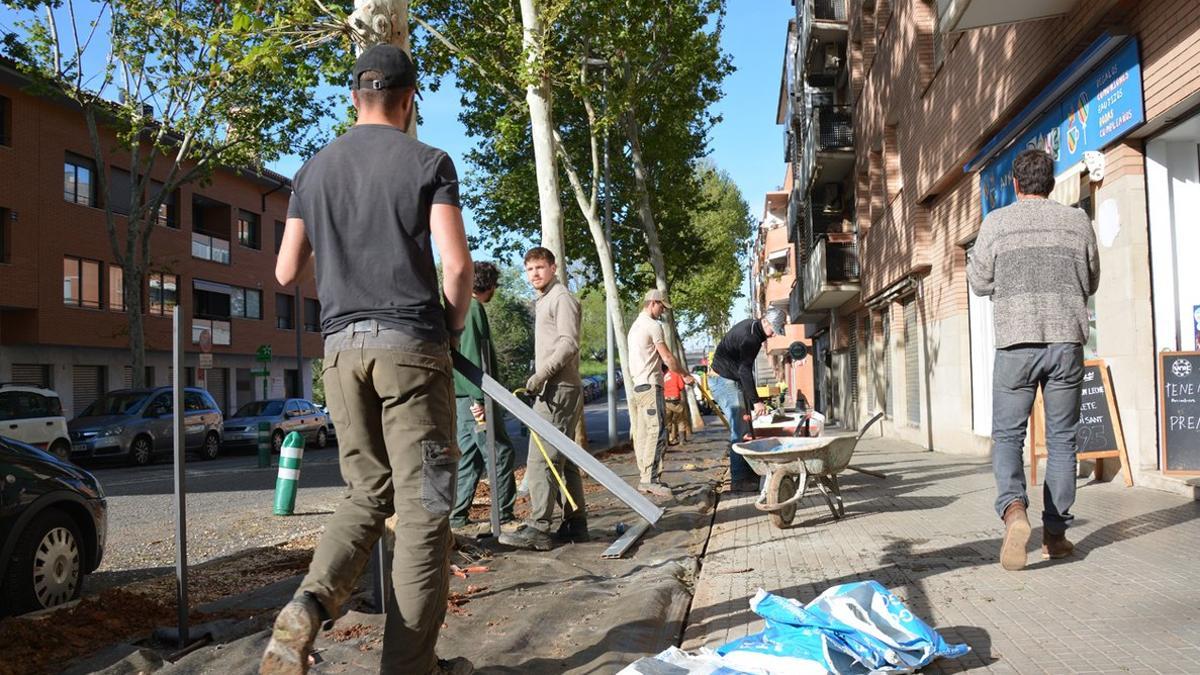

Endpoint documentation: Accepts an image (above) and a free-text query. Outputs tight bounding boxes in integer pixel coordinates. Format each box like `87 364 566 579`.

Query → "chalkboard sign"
1078 363 1117 454
1030 359 1132 487
1160 351 1200 475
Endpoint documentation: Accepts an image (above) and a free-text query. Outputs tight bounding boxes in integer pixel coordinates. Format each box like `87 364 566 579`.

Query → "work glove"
525 372 547 395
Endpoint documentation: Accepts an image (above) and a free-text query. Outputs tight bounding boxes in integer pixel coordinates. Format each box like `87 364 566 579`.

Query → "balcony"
814 105 853 150
801 237 860 312
813 0 847 22
765 269 793 306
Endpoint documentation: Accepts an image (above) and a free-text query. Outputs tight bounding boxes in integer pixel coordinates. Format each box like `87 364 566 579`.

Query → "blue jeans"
991 343 1083 535
709 373 754 482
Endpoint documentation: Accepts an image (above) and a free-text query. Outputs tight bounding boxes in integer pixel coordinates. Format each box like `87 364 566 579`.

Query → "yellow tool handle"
513 388 579 511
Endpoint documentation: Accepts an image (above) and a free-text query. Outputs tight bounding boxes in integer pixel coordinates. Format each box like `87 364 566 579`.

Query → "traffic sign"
199 353 214 369
199 329 212 353
256 344 273 362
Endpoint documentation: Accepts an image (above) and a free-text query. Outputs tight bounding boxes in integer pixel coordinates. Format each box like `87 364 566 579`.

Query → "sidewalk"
683 436 1200 674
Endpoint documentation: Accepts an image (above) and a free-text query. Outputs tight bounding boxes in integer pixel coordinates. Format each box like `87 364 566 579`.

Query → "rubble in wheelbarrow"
618 580 969 675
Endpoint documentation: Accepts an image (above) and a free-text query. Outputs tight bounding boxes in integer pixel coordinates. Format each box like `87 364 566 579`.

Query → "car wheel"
1 509 84 615
201 432 220 461
49 440 72 463
272 430 284 454
130 436 154 466
316 427 328 449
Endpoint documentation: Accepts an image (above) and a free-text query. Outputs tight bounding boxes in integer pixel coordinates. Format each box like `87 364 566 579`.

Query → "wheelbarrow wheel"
768 472 798 529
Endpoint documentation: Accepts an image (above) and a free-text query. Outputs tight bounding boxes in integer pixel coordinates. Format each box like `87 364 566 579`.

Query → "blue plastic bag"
717 581 970 674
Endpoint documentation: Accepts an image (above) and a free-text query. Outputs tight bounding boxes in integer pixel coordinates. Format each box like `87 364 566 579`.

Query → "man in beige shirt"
628 290 695 499
499 246 588 551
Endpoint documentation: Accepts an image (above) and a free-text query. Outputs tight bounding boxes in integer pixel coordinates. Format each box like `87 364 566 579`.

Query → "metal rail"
452 352 663 525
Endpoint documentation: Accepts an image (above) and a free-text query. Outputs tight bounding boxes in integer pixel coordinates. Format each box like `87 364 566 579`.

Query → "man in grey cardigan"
968 148 1100 571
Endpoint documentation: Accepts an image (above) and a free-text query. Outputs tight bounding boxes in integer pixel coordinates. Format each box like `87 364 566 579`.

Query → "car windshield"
81 393 148 417
233 401 284 418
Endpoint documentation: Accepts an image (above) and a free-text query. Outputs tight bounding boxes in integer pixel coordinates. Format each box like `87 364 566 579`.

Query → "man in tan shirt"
499 246 588 551
628 290 694 499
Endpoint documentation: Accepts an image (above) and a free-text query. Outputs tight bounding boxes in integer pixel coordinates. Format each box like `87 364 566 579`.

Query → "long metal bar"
601 519 652 559
452 352 663 525
480 340 501 537
172 307 189 646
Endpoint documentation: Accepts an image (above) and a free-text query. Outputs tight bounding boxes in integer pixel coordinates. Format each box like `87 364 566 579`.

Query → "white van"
0 384 72 461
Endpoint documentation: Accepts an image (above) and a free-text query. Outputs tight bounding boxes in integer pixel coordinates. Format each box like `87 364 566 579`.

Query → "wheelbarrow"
733 412 885 529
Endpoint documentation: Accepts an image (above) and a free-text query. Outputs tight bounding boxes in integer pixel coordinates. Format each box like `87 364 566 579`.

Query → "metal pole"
481 340 501 537
172 307 189 646
294 285 303 398
603 67 618 447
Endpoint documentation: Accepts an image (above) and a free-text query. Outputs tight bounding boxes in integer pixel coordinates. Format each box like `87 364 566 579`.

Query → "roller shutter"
73 366 105 416
207 367 228 415
11 364 51 389
904 299 920 427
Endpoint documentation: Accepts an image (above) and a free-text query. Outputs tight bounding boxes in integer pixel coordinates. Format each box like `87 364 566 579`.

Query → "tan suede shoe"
999 501 1031 571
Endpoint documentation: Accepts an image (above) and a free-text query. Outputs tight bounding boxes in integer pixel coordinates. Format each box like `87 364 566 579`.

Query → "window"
149 272 179 315
64 154 97 206
304 298 321 332
274 220 285 254
192 232 231 264
184 391 208 412
193 280 232 319
108 167 133 216
109 265 125 311
63 256 101 308
0 95 10 146
231 287 262 319
191 318 232 346
0 207 10 264
237 210 261 249
151 181 178 228
276 293 294 330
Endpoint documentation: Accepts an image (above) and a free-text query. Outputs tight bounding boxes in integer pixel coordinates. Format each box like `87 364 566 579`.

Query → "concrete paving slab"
683 436 1200 674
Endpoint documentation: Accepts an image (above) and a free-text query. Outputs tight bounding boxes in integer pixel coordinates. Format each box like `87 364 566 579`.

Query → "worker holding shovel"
499 247 589 551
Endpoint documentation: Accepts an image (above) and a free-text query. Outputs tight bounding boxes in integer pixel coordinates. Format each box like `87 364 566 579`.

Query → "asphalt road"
83 397 633 594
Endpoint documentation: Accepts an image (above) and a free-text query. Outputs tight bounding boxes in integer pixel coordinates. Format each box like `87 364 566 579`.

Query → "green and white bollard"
273 431 305 515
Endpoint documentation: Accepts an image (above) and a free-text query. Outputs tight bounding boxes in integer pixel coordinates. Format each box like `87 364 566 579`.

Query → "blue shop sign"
980 37 1144 216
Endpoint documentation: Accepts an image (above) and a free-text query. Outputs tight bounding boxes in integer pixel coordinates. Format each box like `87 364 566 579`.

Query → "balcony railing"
191 319 231 346
814 105 853 150
813 0 847 22
802 237 860 312
192 232 231 264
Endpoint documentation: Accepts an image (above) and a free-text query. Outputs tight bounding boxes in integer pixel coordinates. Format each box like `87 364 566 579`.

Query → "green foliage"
413 0 733 303
672 163 753 343
310 357 325 405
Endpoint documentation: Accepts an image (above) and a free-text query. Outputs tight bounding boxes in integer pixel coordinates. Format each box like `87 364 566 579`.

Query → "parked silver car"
67 387 224 465
222 398 331 453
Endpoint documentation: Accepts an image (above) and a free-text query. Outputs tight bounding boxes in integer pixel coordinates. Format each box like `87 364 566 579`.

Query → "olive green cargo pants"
525 382 587 532
297 323 457 675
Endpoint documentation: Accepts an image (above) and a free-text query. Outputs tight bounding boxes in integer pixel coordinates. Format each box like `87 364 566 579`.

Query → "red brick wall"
0 77 320 360
852 0 1200 323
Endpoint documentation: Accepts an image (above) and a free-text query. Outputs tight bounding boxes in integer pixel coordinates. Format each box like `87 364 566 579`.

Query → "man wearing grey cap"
262 45 473 675
710 308 786 493
627 289 695 498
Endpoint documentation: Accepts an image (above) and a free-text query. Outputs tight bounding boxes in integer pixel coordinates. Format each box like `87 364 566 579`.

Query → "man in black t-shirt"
260 45 474 675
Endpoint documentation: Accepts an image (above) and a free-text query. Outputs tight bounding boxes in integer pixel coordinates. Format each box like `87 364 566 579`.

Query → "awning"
768 248 790 263
193 279 233 295
964 31 1131 173
938 0 1077 33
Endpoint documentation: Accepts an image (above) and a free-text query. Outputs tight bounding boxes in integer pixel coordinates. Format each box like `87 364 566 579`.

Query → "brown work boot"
1042 530 1075 560
260 594 322 674
999 501 1031 571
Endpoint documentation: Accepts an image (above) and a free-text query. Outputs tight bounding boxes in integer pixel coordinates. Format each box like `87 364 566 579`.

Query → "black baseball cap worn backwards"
351 44 417 91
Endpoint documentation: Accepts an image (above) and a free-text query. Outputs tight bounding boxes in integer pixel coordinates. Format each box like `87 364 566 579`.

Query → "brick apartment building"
0 62 322 417
780 0 1200 494
749 169 814 409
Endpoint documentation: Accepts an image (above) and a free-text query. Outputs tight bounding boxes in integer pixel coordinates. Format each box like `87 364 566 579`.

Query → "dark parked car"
0 435 106 616
223 398 332 453
68 387 224 465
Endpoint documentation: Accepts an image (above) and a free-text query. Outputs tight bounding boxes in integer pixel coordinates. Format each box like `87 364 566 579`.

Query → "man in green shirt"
450 261 518 536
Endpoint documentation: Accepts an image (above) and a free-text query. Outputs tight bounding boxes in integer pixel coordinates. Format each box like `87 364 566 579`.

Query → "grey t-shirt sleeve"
431 152 461 208
286 191 303 220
